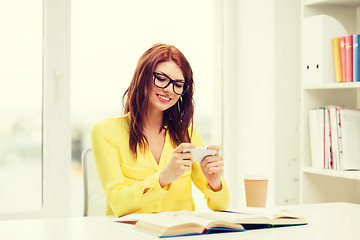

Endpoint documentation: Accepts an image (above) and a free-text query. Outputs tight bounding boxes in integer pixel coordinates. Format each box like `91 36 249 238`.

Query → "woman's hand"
200 145 223 191
159 143 195 187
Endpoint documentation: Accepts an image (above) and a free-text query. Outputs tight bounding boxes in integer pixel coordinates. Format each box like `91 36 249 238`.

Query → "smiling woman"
71 0 222 216
91 43 229 217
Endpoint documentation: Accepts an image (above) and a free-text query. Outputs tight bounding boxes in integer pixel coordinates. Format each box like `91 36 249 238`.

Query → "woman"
91 43 229 217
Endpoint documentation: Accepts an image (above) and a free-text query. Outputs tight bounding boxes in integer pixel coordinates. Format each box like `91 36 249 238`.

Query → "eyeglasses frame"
153 72 189 96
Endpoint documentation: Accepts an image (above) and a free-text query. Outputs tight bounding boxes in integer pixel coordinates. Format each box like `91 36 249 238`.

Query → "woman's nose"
163 82 173 93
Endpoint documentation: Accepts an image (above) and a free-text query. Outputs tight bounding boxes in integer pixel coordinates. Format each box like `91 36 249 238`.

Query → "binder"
331 37 342 82
345 35 353 82
353 34 360 82
340 36 346 82
302 15 347 84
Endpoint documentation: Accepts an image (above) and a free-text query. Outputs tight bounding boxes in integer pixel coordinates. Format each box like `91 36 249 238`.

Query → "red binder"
339 36 346 82
345 35 353 82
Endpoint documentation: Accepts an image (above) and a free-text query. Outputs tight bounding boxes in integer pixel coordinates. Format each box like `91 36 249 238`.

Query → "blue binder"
353 34 360 82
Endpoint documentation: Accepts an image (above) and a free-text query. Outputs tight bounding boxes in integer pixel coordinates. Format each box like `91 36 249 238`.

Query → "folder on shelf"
309 108 325 168
328 105 340 170
302 15 347 84
324 107 331 169
338 108 360 170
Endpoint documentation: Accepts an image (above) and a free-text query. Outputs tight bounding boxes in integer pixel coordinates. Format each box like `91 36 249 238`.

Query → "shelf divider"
302 167 360 180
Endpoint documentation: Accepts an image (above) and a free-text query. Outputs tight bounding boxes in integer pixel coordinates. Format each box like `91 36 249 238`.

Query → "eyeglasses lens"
154 74 186 95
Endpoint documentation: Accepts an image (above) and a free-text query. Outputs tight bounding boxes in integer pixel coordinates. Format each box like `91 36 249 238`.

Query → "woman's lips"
157 94 171 102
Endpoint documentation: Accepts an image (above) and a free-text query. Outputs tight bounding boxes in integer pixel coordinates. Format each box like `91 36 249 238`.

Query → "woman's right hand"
159 143 195 187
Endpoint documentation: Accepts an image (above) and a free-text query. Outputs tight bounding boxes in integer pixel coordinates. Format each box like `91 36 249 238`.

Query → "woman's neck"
144 109 163 133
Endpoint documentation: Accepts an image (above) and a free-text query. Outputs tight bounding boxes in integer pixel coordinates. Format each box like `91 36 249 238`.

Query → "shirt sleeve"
91 121 169 217
190 128 230 211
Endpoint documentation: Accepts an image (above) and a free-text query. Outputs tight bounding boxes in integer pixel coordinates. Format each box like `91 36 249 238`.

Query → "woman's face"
148 61 184 114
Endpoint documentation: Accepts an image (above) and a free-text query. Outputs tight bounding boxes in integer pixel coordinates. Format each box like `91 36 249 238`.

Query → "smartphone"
183 147 217 162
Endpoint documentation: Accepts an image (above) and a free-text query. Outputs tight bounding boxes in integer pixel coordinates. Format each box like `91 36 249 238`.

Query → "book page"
198 207 305 224
140 214 208 229
197 210 271 224
114 210 194 223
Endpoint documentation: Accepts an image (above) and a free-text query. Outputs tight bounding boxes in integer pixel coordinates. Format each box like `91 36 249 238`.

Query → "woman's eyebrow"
158 71 185 82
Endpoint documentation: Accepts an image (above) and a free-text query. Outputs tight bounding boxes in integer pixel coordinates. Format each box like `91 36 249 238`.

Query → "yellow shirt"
91 113 229 217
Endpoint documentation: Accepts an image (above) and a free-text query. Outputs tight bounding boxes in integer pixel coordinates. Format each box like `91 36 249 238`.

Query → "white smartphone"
183 147 217 162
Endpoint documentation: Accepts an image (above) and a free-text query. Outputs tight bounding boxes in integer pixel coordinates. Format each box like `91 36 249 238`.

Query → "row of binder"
309 105 360 170
332 34 360 83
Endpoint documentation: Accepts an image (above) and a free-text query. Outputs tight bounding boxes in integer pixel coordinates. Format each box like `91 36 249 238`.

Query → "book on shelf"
309 106 360 170
339 36 347 82
345 35 353 82
331 37 343 82
353 34 360 82
114 209 307 237
331 33 360 84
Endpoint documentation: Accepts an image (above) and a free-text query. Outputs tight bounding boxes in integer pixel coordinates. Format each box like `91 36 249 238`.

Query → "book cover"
332 37 343 82
353 34 360 82
339 36 346 82
345 35 353 82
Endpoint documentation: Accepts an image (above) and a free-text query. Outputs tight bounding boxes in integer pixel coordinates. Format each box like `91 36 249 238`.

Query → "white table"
0 202 359 240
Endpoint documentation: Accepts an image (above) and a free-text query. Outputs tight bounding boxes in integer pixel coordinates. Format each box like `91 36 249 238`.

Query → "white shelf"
303 82 360 90
304 0 360 7
301 0 360 204
302 167 360 180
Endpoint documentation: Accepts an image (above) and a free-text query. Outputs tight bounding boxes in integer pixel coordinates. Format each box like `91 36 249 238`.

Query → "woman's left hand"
200 145 223 191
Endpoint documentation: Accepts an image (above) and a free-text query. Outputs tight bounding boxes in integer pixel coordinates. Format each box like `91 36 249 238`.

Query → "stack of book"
332 34 360 83
309 105 360 170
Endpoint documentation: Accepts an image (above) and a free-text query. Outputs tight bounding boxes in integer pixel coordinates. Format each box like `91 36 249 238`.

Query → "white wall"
223 0 301 209
274 0 301 205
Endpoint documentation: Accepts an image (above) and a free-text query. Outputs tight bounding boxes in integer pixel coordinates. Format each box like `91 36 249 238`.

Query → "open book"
115 211 244 237
197 208 308 229
115 209 307 237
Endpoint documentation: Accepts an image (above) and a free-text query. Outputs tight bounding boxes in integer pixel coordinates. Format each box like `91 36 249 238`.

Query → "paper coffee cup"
244 175 268 208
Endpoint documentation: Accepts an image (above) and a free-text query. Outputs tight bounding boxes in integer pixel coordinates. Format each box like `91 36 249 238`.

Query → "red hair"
122 43 195 155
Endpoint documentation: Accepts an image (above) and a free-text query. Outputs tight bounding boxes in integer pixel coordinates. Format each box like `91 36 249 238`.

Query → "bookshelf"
300 0 360 204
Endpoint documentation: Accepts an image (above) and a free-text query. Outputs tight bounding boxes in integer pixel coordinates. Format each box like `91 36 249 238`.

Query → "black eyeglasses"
153 72 189 96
